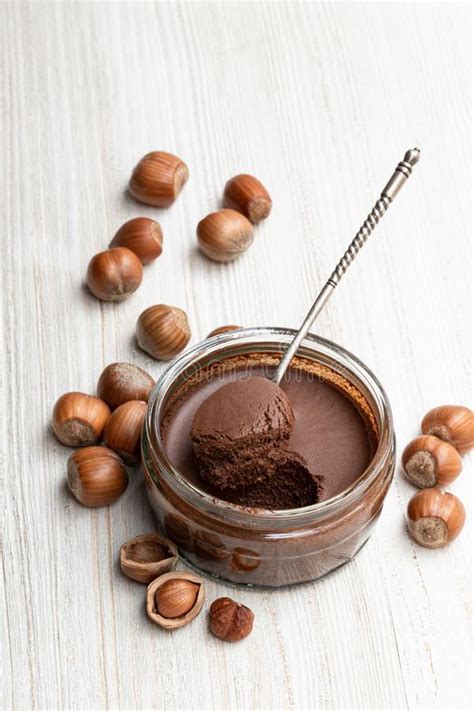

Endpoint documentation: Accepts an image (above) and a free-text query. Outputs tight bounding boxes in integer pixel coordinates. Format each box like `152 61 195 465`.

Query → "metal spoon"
273 148 421 385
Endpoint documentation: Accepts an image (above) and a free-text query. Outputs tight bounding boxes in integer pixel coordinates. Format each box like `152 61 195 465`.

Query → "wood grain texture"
1 2 472 709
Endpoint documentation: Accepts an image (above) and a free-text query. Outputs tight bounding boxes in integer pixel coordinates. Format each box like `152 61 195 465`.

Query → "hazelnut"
421 405 474 455
52 392 111 446
129 151 189 207
97 362 155 410
67 446 128 507
207 325 242 338
164 513 193 551
194 530 230 562
209 597 254 642
407 489 465 548
223 174 272 224
103 400 147 465
136 304 191 360
146 572 205 629
197 209 254 262
109 217 163 265
402 435 462 488
86 247 143 301
120 533 178 583
230 547 261 572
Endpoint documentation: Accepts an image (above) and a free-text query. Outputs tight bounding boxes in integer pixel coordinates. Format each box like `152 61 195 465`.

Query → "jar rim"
144 327 394 526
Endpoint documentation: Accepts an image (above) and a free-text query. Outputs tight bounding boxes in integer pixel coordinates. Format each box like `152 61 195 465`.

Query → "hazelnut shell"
421 405 474 455
223 174 272 224
120 533 178 583
402 435 462 488
146 571 205 629
207 325 242 338
52 392 111 447
67 446 128 507
129 151 189 207
103 400 147 465
197 209 254 262
109 217 163 264
97 362 155 410
86 247 143 301
406 488 465 548
136 304 191 361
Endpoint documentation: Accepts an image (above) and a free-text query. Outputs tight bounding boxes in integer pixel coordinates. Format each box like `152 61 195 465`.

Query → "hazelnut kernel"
209 597 254 642
146 572 205 629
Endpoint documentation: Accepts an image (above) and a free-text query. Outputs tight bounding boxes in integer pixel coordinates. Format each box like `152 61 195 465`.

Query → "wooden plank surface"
1 2 472 709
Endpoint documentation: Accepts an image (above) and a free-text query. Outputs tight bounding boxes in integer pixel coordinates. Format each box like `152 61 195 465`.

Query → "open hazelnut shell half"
120 533 178 583
146 571 205 629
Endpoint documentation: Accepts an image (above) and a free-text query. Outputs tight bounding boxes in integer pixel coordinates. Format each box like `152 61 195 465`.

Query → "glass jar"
142 328 395 587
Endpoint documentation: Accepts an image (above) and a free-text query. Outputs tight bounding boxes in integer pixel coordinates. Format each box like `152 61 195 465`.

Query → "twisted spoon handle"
273 148 420 385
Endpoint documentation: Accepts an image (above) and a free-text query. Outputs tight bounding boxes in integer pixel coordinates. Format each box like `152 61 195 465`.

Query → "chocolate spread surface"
162 361 375 508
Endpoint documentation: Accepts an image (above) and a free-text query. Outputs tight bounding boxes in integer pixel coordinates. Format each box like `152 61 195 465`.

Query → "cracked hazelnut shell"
407 488 465 548
120 533 178 583
146 572 205 629
421 405 474 454
402 435 462 488
209 597 254 642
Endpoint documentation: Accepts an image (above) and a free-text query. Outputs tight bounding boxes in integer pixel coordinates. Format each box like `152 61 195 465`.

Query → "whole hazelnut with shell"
406 488 465 549
109 217 163 265
52 392 111 446
223 174 272 224
402 435 462 489
421 406 474 455
129 151 189 207
67 446 128 507
197 209 254 262
97 362 155 410
136 304 191 361
86 247 143 301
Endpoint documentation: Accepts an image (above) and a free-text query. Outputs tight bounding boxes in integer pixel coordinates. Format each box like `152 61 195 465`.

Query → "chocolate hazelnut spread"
144 347 394 587
189 376 323 507
162 364 375 506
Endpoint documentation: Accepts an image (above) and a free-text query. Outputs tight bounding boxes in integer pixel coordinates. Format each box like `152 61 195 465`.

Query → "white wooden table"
1 3 472 710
